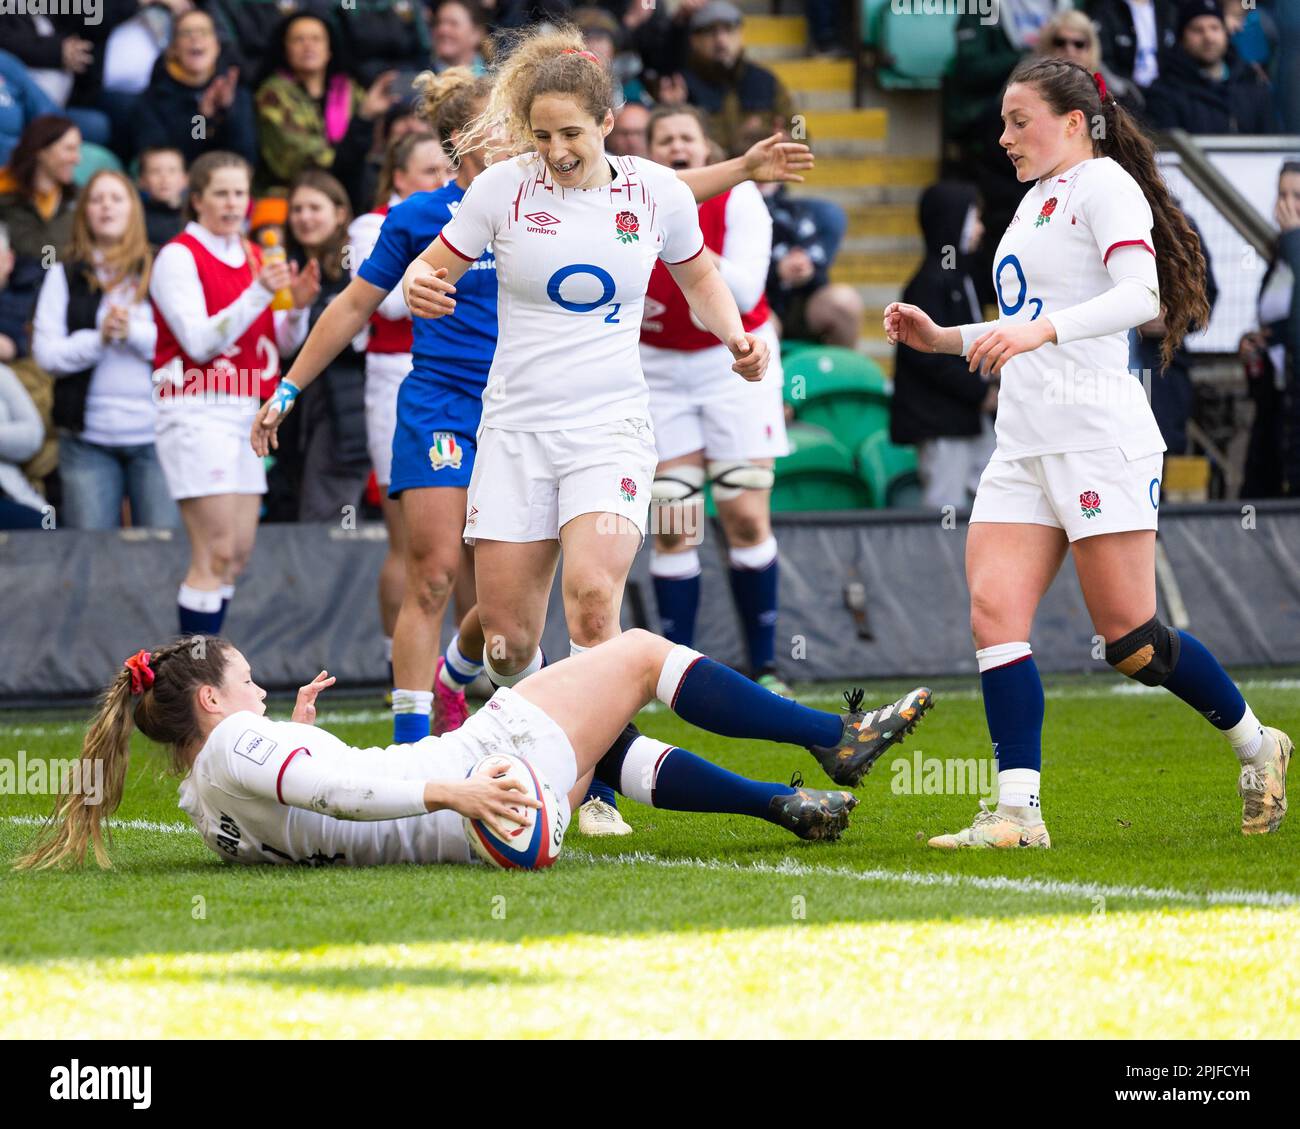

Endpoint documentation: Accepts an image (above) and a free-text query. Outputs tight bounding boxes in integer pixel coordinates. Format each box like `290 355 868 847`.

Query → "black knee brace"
593 721 641 792
1105 616 1181 686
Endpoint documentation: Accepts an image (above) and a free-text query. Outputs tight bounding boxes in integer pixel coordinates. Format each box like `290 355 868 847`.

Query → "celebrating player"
346 130 454 682
399 26 781 832
151 151 318 637
640 105 791 697
883 59 1292 847
252 54 813 835
14 630 939 870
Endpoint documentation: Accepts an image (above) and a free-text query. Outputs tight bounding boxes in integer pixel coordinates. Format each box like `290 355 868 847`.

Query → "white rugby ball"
463 753 567 870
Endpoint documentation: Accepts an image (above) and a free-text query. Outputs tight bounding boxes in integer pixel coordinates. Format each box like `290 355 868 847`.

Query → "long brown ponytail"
15 637 233 870
1008 58 1211 371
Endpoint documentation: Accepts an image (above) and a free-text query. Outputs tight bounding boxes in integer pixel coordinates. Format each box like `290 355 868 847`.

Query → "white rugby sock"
569 640 589 658
439 633 482 689
1225 705 1266 765
619 735 674 806
484 647 543 688
391 688 432 716
997 768 1042 822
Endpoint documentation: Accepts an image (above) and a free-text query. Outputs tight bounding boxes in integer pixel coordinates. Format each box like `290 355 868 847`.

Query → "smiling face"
649 112 709 171
529 93 614 189
172 11 220 78
999 81 1089 183
435 1 483 67
284 17 330 78
209 648 267 719
86 175 133 244
191 165 250 237
288 184 345 249
38 128 82 188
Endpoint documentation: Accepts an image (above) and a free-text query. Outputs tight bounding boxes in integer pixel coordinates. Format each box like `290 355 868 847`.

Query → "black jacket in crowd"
1086 0 1178 86
890 181 990 446
1144 44 1277 134
132 51 259 168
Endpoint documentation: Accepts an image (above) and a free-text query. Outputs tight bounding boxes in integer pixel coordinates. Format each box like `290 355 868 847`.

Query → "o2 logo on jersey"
995 254 1043 321
1149 477 1161 509
546 263 621 323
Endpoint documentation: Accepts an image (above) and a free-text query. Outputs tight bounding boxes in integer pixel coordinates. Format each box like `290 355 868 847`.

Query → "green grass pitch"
2 672 1298 1039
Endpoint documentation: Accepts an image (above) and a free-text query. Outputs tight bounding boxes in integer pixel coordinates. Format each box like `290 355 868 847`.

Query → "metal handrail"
1156 130 1292 255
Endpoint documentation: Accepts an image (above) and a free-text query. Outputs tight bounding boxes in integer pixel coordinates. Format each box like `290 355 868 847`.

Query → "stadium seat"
783 346 891 453
772 421 870 512
860 0 894 48
875 7 958 91
73 143 123 186
856 431 922 508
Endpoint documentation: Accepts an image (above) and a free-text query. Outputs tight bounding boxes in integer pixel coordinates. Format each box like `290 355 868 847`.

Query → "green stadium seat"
856 432 922 509
861 0 894 47
73 143 123 187
875 7 958 91
783 346 892 453
772 421 870 512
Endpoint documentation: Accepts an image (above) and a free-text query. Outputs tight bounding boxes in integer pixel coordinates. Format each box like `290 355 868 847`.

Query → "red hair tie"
562 48 600 65
1093 71 1109 103
123 650 154 696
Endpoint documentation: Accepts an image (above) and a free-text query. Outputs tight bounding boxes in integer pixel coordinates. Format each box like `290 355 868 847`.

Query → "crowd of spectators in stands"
0 0 862 529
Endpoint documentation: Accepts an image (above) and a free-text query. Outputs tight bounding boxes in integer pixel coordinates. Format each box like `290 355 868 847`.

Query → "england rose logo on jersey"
1035 197 1058 228
1080 490 1102 518
619 477 637 502
615 211 640 244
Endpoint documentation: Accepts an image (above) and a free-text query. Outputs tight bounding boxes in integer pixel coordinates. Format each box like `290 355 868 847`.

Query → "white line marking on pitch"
3 816 1295 909
564 850 1300 909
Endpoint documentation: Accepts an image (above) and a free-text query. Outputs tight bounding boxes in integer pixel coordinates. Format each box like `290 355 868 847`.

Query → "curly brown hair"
1007 57 1210 370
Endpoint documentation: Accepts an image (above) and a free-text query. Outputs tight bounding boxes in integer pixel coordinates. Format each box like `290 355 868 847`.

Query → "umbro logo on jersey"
525 211 560 234
467 505 478 526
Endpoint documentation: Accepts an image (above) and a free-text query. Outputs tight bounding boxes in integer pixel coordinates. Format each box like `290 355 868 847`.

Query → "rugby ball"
463 753 567 870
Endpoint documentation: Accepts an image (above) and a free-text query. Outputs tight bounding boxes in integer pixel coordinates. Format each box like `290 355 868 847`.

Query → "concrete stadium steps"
798 155 938 190
848 202 920 239
830 250 922 286
749 3 930 375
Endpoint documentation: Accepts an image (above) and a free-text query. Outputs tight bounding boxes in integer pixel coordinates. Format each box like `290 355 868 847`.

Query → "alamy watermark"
1 751 103 805
891 0 1000 25
0 0 102 26
890 751 996 797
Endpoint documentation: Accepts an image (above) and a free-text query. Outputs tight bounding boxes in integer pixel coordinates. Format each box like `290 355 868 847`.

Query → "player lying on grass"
15 632 933 869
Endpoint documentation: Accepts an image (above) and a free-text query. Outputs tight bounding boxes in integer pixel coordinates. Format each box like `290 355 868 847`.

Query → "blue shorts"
388 378 484 498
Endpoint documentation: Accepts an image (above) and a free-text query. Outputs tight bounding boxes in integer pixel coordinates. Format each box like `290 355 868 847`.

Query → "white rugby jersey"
973 157 1166 460
437 152 705 431
176 712 472 867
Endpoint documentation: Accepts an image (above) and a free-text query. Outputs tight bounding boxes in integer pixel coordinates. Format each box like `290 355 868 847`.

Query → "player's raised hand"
742 132 814 184
727 332 768 382
967 320 1056 377
292 670 335 725
405 263 457 319
453 773 542 839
